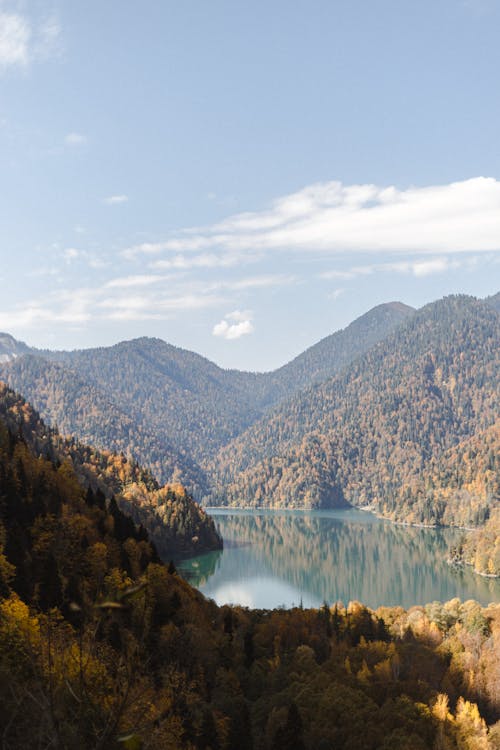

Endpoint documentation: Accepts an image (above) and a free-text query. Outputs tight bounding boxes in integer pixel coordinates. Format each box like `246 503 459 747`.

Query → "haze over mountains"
0 293 498 536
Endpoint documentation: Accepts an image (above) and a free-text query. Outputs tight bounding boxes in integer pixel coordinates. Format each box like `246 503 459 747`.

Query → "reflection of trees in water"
188 513 500 608
178 548 222 586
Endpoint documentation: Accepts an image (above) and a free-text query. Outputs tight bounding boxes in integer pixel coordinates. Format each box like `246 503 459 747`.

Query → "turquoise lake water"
178 508 500 610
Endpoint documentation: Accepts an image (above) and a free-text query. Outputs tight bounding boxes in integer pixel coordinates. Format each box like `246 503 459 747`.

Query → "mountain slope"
0 301 414 488
0 353 208 490
0 382 221 558
1 402 499 748
0 333 31 363
207 295 499 524
266 301 414 400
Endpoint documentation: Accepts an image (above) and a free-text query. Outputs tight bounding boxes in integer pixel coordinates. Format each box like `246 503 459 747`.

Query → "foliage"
208 297 499 529
0 302 414 491
0 383 221 560
1 407 500 748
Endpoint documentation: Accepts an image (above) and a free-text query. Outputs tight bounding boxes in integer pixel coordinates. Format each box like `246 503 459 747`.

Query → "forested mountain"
1 408 499 748
0 332 31 363
0 383 221 559
268 301 414 398
0 301 414 487
485 291 500 312
0 293 497 540
0 353 207 491
207 296 499 529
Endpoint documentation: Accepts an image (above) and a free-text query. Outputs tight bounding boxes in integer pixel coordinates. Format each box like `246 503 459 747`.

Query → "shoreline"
202 504 499 580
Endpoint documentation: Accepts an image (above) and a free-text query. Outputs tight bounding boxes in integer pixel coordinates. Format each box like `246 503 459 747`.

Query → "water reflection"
178 509 500 609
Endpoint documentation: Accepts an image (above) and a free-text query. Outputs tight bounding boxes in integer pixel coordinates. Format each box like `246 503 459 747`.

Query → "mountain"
0 301 414 488
0 383 221 559
0 332 31 363
266 301 414 400
0 395 499 748
0 353 207 491
485 291 500 312
207 295 500 526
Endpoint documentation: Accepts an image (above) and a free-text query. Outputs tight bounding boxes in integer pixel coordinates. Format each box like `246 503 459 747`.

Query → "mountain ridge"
0 300 415 488
207 295 499 525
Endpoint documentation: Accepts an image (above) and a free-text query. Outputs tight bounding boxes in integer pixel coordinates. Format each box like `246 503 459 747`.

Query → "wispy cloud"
104 194 129 205
126 178 500 259
328 288 345 301
149 252 256 271
65 132 87 146
62 247 80 262
104 274 171 289
320 254 492 281
0 277 226 332
213 310 254 340
0 12 30 67
0 10 61 70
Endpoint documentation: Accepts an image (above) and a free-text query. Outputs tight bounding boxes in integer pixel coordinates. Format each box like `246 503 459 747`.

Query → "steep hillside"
0 302 413 486
267 301 414 399
0 353 207 490
0 408 499 748
0 383 221 559
207 296 499 527
0 332 31 363
485 291 500 312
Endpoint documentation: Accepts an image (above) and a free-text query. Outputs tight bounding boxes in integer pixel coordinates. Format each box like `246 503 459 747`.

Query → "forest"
207 297 499 571
1 400 499 749
0 294 498 573
0 383 221 561
0 300 413 492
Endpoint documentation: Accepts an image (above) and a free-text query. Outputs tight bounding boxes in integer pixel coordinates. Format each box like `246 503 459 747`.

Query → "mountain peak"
0 332 31 363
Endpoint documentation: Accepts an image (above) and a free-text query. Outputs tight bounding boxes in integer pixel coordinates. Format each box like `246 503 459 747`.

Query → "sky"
0 0 499 371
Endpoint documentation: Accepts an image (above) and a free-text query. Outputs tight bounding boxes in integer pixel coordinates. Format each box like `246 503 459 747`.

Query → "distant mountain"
265 301 414 401
207 295 499 526
0 301 413 488
485 291 500 312
0 332 31 363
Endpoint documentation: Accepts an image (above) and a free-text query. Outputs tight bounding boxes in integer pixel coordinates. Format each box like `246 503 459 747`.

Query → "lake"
178 508 500 610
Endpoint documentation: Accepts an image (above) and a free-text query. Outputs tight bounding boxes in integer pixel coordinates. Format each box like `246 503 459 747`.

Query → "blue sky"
0 0 499 371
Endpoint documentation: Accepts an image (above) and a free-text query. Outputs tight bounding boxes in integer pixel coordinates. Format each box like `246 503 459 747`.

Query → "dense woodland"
1 408 500 749
208 298 499 538
0 383 221 560
0 294 498 570
0 301 413 491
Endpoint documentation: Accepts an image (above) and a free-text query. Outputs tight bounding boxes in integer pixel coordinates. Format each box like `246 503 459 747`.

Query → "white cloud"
213 311 254 340
217 274 296 292
129 177 500 258
0 12 30 67
105 274 171 289
0 11 61 70
320 254 491 281
104 194 129 205
150 252 252 271
62 247 80 262
328 288 345 300
65 132 87 146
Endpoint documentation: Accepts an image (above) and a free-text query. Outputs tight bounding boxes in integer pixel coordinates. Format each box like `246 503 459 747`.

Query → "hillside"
0 382 221 559
0 353 207 491
0 332 31 363
0 301 413 487
207 296 499 529
268 301 414 398
0 406 499 748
